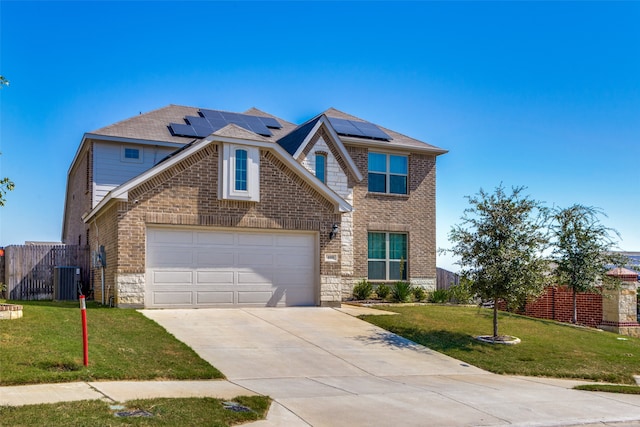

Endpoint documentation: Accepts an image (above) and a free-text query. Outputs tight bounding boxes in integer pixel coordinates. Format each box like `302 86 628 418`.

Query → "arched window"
315 153 327 184
235 149 247 191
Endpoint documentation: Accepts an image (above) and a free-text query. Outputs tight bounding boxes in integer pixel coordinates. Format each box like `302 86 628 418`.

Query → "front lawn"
0 396 270 426
0 301 222 385
361 305 640 384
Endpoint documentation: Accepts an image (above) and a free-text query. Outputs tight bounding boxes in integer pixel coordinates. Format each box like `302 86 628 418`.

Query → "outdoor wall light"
329 224 339 240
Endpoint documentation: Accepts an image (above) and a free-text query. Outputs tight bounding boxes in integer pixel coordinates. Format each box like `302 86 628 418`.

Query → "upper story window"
121 146 143 163
315 153 327 184
235 149 248 191
221 144 260 202
368 152 407 194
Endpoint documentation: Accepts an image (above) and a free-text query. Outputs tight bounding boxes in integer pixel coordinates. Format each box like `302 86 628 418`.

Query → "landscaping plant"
429 288 449 303
352 279 373 301
375 283 390 300
412 286 426 302
391 281 413 303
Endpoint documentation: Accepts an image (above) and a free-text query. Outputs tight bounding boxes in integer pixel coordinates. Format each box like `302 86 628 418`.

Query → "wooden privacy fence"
2 245 90 300
436 267 460 290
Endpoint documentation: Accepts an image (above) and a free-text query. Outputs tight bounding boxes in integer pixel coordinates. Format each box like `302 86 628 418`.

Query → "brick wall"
63 142 93 244
89 202 119 305
88 142 342 306
502 286 603 328
347 146 437 288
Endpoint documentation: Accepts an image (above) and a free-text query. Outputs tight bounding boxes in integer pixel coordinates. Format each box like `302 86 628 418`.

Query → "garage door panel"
147 228 316 308
196 271 234 285
238 234 274 246
275 271 312 285
149 248 193 268
238 252 273 267
276 253 312 267
196 291 234 304
238 291 275 304
150 229 194 245
276 234 313 247
153 291 192 305
237 271 274 284
285 289 315 306
196 231 235 246
195 251 234 268
153 271 193 284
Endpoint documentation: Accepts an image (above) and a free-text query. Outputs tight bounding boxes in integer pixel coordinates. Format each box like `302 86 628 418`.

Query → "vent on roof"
327 117 391 141
169 110 282 138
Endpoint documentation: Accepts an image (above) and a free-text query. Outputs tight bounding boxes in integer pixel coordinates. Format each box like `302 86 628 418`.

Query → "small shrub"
429 288 449 303
376 284 390 300
352 279 373 300
412 286 426 302
391 281 413 303
448 279 475 304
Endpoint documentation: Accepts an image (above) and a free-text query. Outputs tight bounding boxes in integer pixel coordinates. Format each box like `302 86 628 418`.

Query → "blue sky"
1 1 638 271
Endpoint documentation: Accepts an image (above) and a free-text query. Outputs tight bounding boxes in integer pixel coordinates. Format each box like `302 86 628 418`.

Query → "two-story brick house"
62 105 447 308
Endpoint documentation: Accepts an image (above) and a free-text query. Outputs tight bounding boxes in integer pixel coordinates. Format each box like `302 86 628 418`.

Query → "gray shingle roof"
89 104 446 154
322 107 444 152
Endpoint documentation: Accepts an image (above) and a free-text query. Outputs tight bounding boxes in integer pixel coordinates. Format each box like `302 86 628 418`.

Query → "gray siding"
92 142 176 207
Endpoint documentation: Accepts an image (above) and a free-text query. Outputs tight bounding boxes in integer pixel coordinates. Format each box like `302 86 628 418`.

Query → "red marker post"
80 295 89 366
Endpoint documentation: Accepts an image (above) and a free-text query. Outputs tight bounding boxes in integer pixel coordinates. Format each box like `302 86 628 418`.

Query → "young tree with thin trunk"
550 205 626 324
446 185 550 339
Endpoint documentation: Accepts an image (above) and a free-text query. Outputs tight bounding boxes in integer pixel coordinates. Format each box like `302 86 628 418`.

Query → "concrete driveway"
142 307 640 427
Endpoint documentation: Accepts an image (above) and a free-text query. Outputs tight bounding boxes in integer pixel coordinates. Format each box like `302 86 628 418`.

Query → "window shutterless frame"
367 232 408 280
368 152 408 194
315 152 327 184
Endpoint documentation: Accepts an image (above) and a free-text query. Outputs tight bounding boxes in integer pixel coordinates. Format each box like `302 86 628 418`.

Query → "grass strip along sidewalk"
0 396 270 426
361 304 640 385
0 301 222 385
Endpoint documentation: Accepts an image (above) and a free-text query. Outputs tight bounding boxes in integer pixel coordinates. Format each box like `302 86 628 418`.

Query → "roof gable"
83 132 352 223
282 115 363 182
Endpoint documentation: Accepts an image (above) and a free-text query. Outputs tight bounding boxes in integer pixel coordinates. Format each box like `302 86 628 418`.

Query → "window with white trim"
121 146 142 163
221 144 260 202
368 232 408 280
235 149 248 191
315 152 326 184
368 152 407 194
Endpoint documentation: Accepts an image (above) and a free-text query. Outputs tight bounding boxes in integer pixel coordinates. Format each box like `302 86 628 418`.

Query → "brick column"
599 267 640 337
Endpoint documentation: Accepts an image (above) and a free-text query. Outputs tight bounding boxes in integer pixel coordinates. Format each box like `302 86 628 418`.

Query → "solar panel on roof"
169 123 198 137
185 116 212 128
351 121 391 140
258 117 282 129
327 117 391 141
171 110 277 138
191 125 214 138
328 118 365 137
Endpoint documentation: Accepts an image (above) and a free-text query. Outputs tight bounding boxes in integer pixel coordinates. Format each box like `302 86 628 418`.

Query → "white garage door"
146 227 316 308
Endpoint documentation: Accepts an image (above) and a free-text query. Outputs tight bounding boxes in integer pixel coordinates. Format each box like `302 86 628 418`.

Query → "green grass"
0 301 222 385
361 305 640 384
0 396 270 426
574 384 640 394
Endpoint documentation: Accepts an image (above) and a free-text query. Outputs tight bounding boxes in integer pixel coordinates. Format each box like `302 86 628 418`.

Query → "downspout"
92 221 105 305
